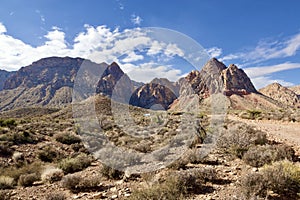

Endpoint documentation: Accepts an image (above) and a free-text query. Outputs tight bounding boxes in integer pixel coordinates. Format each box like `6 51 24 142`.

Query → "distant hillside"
259 83 299 108
0 56 294 112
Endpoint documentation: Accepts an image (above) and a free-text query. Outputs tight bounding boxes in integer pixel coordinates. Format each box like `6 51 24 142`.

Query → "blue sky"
0 0 299 88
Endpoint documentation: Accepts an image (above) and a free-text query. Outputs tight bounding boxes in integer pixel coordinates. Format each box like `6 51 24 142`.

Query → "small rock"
252 167 259 172
111 194 118 199
110 187 117 192
32 181 43 186
124 193 131 197
92 192 103 198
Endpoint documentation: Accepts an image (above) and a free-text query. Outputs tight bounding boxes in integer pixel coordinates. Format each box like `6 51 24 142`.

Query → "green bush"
240 160 300 198
243 144 295 167
0 176 14 189
55 132 81 145
18 173 40 187
58 153 92 174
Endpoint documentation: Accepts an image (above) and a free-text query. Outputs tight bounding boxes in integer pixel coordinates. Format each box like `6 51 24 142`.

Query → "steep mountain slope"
0 69 14 91
0 57 135 111
289 85 300 95
259 83 299 108
129 82 177 110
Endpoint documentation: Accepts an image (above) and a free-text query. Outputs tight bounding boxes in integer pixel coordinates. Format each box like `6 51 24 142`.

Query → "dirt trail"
228 115 300 154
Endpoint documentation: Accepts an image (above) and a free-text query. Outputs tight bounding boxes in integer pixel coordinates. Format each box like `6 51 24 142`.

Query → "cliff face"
0 70 13 91
180 58 257 98
129 82 177 110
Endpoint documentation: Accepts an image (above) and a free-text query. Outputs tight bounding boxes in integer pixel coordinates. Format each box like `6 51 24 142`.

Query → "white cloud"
221 33 300 65
131 14 142 26
206 47 222 58
0 22 7 34
244 62 300 78
0 23 188 83
165 43 185 57
122 52 144 62
243 62 300 89
127 62 182 82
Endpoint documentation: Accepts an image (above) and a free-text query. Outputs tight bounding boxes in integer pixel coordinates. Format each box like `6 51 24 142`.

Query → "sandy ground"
228 115 300 155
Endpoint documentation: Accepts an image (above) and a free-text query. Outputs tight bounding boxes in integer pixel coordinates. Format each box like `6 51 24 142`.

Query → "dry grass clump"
217 124 267 158
41 165 64 183
130 168 217 199
242 144 296 167
58 153 92 174
55 132 81 145
100 164 124 180
38 146 60 162
18 173 40 187
0 161 42 185
0 176 14 189
45 193 66 200
61 173 103 192
240 160 300 199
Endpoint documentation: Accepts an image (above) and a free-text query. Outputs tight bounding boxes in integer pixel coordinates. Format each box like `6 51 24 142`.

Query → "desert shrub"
240 160 300 198
70 143 87 153
0 176 14 189
9 131 37 145
0 161 42 183
0 142 13 157
45 193 66 200
38 146 59 162
217 124 267 158
41 166 64 183
58 153 92 174
243 144 296 167
100 164 124 180
18 173 40 187
130 168 216 200
0 119 17 128
61 174 81 191
61 174 102 192
55 132 81 145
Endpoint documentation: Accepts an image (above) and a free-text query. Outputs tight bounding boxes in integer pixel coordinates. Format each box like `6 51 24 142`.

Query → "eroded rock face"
129 83 177 110
179 58 257 98
221 64 257 96
259 83 299 107
0 70 13 91
4 57 83 90
96 62 134 103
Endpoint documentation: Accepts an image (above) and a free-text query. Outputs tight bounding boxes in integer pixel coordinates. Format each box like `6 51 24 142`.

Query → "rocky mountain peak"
202 57 227 74
259 83 299 107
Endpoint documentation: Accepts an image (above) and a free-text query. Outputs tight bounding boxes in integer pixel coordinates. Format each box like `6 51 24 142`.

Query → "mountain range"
0 56 299 112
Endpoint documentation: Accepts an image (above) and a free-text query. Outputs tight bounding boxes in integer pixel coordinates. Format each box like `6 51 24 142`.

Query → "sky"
0 0 299 88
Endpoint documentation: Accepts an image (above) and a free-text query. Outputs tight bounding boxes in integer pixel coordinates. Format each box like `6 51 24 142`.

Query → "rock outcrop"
259 83 299 107
0 69 13 91
129 83 177 110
